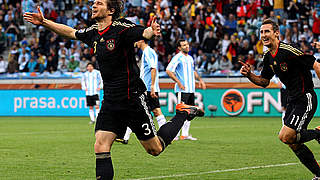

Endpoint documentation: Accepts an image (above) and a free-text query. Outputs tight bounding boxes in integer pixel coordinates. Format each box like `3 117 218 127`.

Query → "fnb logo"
221 89 245 116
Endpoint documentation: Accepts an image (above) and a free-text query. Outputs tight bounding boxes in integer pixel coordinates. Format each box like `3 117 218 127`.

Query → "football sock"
96 152 114 180
296 129 320 143
95 108 100 120
181 121 191 137
156 115 166 128
123 127 132 141
89 109 95 122
293 144 320 176
157 112 187 147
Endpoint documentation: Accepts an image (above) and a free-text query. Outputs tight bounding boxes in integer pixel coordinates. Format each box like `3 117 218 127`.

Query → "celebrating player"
23 1 204 179
81 62 102 124
240 19 320 180
166 39 206 141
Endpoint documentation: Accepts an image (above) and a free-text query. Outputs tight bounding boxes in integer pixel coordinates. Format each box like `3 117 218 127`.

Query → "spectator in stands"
67 13 79 28
7 55 18 74
221 33 230 56
58 56 68 72
312 9 320 39
56 10 68 25
37 52 46 73
5 21 20 46
202 31 218 53
224 14 237 36
27 57 37 72
287 0 299 24
45 55 57 73
0 25 6 54
79 56 89 72
68 55 79 72
0 55 7 74
245 50 256 68
19 56 28 72
90 55 99 70
206 56 219 74
219 55 233 72
18 47 30 64
42 0 55 14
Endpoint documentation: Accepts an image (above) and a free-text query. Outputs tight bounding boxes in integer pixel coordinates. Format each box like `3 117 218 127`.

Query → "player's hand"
151 16 160 36
178 82 185 90
150 85 158 98
199 80 206 90
239 60 252 77
23 6 44 25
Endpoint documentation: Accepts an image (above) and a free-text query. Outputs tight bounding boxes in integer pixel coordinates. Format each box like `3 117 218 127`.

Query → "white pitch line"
127 162 299 180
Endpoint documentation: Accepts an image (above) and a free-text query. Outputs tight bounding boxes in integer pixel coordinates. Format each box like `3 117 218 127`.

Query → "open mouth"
263 38 270 44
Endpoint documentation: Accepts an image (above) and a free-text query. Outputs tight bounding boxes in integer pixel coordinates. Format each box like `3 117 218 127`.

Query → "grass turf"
1 116 320 180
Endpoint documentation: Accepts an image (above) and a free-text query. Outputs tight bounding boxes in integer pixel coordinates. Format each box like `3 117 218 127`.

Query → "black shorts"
146 91 160 111
86 94 100 106
280 88 288 108
283 91 317 132
176 92 195 105
95 92 157 140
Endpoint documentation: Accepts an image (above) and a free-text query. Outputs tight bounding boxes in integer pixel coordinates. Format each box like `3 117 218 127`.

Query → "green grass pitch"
1 116 320 180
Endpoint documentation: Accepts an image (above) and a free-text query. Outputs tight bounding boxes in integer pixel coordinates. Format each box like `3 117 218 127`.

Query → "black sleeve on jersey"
120 25 147 44
75 26 96 47
260 55 274 80
294 54 315 70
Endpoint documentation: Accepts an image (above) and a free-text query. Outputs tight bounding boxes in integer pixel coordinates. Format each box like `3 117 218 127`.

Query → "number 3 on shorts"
142 123 151 135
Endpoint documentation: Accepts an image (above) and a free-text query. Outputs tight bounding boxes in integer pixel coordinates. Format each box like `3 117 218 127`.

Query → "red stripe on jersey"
124 49 130 99
271 43 280 58
300 74 305 93
98 25 111 36
118 27 130 34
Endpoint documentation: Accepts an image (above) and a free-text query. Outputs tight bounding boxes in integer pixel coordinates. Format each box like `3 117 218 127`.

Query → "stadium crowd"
0 0 320 77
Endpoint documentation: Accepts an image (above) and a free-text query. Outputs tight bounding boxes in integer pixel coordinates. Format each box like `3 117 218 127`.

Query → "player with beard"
240 19 320 180
23 1 204 179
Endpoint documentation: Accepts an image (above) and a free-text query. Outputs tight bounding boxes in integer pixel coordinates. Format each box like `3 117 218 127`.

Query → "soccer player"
116 40 167 144
166 39 206 141
240 19 320 180
23 1 204 179
81 62 102 124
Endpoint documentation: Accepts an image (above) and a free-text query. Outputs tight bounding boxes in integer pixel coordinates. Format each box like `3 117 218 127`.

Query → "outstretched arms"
23 6 77 40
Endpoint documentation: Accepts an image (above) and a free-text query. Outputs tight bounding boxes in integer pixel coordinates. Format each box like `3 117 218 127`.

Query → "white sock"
95 108 100 121
175 130 181 139
89 109 95 122
181 121 191 137
156 115 166 128
123 127 132 141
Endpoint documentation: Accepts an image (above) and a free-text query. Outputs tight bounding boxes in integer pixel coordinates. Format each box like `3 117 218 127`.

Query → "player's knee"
94 140 107 152
278 133 295 144
146 147 162 156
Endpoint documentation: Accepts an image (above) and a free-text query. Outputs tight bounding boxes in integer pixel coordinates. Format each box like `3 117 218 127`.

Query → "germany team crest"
280 62 288 72
106 39 115 51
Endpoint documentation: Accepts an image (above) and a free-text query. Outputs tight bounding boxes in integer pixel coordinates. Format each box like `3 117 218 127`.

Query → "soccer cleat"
115 139 129 144
180 135 198 141
315 126 320 144
89 121 95 125
176 103 204 120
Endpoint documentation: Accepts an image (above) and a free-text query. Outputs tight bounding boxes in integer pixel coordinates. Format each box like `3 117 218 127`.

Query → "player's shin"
157 113 187 147
296 129 320 143
96 152 114 180
156 115 166 128
293 144 320 177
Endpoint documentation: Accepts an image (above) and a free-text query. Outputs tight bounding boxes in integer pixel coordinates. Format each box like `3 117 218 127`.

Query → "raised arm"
23 6 77 40
142 16 160 39
239 61 270 88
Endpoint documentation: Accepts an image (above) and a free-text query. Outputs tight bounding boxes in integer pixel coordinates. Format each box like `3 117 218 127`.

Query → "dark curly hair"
107 0 124 20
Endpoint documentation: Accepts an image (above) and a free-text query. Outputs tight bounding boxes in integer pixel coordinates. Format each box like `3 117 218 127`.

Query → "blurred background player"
116 39 167 144
81 62 102 124
166 39 206 141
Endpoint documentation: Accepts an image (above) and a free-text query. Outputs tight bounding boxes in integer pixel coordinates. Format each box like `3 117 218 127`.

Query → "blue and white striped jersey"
166 52 195 93
140 46 160 92
81 69 102 96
